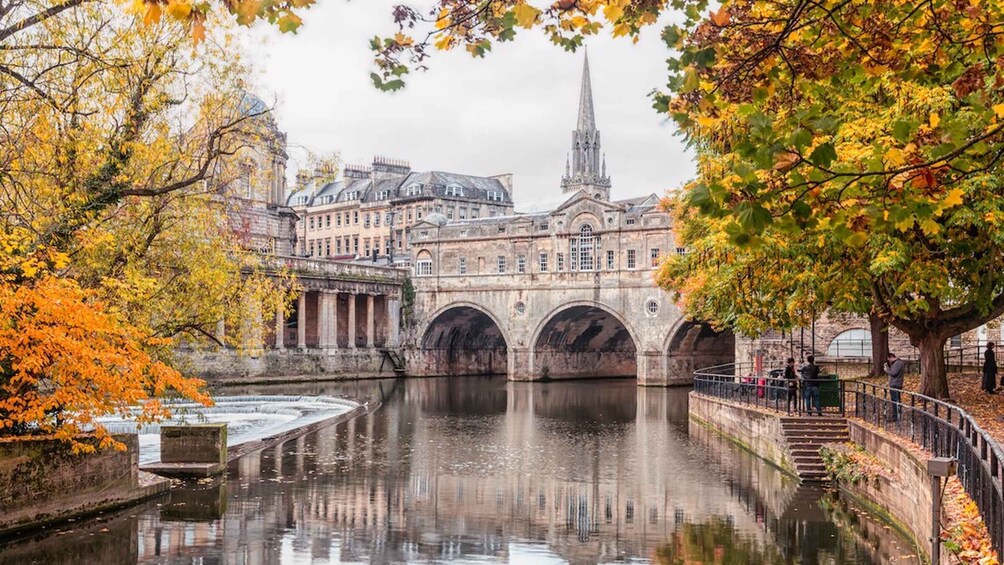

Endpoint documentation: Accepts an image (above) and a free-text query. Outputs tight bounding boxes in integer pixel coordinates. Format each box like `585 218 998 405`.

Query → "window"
309 217 315 230
405 183 421 196
364 238 371 256
626 218 636 225
353 236 359 254
676 247 687 255
459 257 467 274
376 190 390 200
417 208 423 219
497 255 506 274
827 329 871 357
486 189 502 202
384 237 391 255
627 249 637 269
517 254 526 273
557 252 565 271
336 214 342 227
336 239 342 254
538 222 549 231
309 240 315 256
459 207 467 220
606 250 615 270
447 207 455 220
386 212 393 224
416 260 433 276
375 214 381 227
571 225 596 271
539 252 549 272
650 248 661 267
345 190 360 200
446 184 464 197
325 238 331 256
325 215 331 227
471 208 480 219
646 300 659 315
364 213 371 228
353 211 359 225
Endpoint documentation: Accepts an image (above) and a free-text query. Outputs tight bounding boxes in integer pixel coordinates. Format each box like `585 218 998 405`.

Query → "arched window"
570 224 597 271
827 329 871 357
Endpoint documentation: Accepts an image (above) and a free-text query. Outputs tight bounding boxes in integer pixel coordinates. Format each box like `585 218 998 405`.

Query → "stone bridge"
405 269 733 386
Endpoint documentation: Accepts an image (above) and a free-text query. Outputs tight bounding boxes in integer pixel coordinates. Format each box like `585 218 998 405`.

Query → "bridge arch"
530 301 641 380
418 302 509 376
663 319 735 377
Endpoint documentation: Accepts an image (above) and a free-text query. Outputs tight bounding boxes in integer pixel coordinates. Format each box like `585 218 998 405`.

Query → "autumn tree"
366 0 1004 399
1 1 292 448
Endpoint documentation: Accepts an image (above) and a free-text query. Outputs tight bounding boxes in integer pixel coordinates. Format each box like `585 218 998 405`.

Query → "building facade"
404 55 734 385
285 158 515 262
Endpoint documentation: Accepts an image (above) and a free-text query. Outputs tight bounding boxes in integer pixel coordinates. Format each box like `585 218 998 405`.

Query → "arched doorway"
666 321 735 377
419 305 508 376
532 304 638 379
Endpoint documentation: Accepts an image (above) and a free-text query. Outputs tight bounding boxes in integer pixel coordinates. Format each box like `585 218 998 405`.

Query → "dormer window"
446 184 464 197
405 183 422 197
376 190 390 200
344 190 360 201
486 190 502 202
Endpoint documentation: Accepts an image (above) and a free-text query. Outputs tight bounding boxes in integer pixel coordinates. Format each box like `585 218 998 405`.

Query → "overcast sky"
244 0 694 207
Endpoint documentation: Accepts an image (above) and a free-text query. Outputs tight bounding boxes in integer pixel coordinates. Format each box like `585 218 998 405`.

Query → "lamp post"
927 457 957 565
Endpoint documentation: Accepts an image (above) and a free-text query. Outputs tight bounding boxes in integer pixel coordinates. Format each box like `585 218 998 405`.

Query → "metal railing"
693 362 845 416
693 363 1004 556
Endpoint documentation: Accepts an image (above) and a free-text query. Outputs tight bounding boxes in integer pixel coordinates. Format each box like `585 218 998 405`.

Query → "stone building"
405 54 734 385
285 157 515 261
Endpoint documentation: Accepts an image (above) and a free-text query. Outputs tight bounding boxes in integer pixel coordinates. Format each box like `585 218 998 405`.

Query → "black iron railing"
693 362 845 416
693 363 1004 556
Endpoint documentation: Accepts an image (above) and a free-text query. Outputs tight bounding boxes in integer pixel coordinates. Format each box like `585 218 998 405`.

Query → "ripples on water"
0 377 921 564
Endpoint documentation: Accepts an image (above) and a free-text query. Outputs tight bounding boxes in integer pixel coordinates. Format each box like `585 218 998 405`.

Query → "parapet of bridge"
184 255 408 382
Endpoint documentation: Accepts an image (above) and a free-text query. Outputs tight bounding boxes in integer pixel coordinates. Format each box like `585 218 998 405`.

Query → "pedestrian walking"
984 342 998 394
784 357 798 415
884 352 905 421
800 355 822 416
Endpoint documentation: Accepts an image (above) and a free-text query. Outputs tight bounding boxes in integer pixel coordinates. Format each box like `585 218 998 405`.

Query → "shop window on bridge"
517 254 526 273
539 252 549 272
497 255 506 274
415 259 433 276
827 329 871 357
458 257 467 275
570 224 597 271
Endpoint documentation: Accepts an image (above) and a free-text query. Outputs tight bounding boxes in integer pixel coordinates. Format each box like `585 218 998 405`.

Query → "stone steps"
780 417 850 482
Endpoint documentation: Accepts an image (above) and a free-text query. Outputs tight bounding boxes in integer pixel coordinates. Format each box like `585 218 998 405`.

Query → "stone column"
330 291 339 350
215 319 226 348
318 291 332 349
297 292 307 350
387 298 401 347
366 294 376 349
347 293 357 349
274 306 284 350
508 348 533 381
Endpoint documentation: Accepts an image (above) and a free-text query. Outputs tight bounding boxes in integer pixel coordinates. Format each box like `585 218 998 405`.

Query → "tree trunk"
916 332 950 399
869 312 889 377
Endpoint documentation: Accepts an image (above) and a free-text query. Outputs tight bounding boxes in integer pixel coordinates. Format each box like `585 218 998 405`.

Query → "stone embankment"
690 392 956 563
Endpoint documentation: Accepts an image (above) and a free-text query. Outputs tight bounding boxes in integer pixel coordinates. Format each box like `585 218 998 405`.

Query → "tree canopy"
1 1 291 449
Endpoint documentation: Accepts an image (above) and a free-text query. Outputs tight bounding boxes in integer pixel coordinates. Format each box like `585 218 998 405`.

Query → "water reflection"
0 377 920 564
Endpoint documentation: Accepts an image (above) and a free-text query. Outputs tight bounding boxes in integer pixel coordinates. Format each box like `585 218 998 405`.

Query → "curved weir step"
780 417 850 482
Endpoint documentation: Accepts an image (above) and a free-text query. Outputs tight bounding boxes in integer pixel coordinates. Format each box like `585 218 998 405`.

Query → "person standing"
801 355 822 416
784 357 799 415
984 342 998 394
884 352 905 421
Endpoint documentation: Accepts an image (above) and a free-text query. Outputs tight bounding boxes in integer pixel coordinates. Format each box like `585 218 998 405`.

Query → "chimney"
490 173 514 201
371 156 411 181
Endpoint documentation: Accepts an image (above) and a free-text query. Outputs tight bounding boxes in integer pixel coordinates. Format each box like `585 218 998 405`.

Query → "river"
0 377 921 564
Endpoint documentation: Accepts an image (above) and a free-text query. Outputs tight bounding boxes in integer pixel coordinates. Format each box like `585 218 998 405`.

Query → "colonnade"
274 290 400 351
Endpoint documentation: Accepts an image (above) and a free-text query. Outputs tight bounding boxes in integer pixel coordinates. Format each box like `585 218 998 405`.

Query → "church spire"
577 50 596 131
562 50 611 200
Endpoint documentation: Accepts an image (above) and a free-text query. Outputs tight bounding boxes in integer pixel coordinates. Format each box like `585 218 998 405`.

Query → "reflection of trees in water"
654 517 783 565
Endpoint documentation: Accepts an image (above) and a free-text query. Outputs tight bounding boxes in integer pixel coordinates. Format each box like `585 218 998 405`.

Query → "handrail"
693 362 1004 556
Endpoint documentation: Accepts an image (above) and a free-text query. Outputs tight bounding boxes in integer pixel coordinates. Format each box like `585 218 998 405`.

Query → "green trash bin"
819 374 841 408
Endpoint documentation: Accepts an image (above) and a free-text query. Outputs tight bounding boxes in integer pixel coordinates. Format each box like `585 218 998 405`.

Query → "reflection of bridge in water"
0 378 920 565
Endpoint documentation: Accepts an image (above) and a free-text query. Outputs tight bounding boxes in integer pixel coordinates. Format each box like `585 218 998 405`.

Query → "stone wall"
0 435 166 536
839 421 951 564
181 348 399 383
404 348 507 377
686 393 797 477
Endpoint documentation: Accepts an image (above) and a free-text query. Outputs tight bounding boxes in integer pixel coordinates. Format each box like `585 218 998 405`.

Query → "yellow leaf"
143 2 162 26
603 3 624 23
696 115 718 128
994 104 1004 119
885 147 905 167
930 112 941 129
192 18 205 45
434 33 451 50
166 0 192 20
435 8 451 30
709 7 730 26
513 2 541 28
920 218 942 236
612 22 630 37
943 187 965 209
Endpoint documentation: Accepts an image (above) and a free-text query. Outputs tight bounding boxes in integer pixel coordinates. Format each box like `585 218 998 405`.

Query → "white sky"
243 0 694 205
